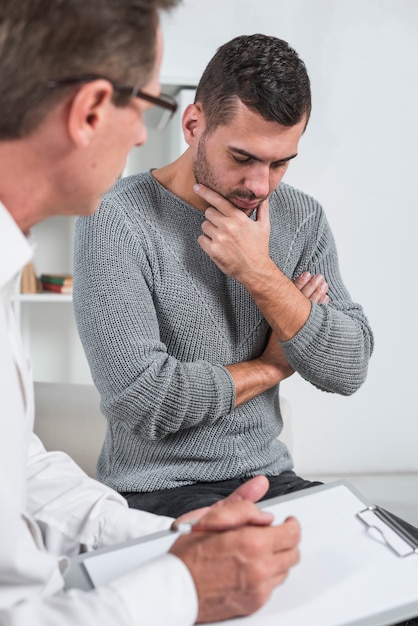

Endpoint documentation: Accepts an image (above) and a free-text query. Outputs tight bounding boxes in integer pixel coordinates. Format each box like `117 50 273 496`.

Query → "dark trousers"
123 472 418 542
123 471 321 518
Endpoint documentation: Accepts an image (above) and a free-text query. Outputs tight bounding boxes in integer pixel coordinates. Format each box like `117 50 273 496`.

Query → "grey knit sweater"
73 172 373 493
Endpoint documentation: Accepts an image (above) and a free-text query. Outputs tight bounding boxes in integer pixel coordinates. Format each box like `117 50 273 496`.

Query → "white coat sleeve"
0 554 198 626
26 433 174 555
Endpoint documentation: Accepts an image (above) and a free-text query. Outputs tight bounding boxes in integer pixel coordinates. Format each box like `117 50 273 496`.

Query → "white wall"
21 217 94 385
160 0 418 474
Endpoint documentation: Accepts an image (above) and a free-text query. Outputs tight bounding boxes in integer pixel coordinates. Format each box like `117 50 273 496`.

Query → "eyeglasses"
47 74 178 131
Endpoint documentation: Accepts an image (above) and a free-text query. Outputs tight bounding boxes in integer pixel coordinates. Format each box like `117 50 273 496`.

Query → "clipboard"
64 480 418 626
210 481 418 626
64 528 178 592
356 504 418 558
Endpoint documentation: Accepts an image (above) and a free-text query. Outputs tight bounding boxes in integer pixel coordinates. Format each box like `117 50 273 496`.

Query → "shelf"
13 293 72 304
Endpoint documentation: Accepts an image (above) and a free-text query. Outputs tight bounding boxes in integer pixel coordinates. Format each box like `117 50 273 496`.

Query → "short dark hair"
194 33 311 135
0 0 179 139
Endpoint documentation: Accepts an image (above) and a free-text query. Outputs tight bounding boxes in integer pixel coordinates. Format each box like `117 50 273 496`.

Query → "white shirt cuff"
109 553 198 626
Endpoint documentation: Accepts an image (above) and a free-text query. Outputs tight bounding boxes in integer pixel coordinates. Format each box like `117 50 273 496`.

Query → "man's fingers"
294 272 329 303
254 198 270 221
173 476 271 528
239 517 301 556
248 540 300 585
272 516 301 552
213 475 270 506
294 271 311 290
193 499 274 531
194 183 233 215
309 279 329 303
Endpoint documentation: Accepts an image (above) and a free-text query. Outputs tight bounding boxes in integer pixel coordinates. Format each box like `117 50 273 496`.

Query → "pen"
172 518 273 534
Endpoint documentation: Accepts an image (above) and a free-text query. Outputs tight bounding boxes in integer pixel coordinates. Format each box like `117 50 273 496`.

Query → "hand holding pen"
172 475 275 533
169 476 300 623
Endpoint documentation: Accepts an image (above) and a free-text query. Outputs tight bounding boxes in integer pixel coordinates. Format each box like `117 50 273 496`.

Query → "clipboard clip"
356 506 418 558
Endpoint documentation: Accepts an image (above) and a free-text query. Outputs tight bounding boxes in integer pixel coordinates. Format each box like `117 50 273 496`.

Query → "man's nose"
244 166 271 198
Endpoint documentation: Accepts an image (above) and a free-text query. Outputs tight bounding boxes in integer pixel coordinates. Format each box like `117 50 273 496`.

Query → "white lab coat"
0 203 197 625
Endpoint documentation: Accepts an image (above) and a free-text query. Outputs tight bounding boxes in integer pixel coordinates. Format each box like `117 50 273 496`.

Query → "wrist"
255 353 291 386
235 258 277 291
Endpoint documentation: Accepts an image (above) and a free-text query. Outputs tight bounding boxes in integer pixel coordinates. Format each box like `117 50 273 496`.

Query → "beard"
192 134 223 194
192 135 267 211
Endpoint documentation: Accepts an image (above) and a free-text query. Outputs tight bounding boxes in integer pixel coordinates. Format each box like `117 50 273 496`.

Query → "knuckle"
246 561 269 587
240 529 266 556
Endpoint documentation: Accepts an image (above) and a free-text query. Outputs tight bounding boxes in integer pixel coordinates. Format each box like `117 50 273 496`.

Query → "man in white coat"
0 1 301 625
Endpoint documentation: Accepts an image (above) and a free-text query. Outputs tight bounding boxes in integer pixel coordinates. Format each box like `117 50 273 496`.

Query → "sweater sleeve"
280 199 374 395
73 201 235 441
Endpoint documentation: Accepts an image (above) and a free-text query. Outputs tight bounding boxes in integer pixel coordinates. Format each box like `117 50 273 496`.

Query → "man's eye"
232 155 251 164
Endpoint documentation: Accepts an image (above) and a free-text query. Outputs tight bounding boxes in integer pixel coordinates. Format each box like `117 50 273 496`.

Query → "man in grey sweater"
74 34 374 518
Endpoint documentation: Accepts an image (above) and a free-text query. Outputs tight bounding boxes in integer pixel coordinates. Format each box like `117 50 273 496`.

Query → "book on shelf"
40 273 73 287
41 282 73 295
40 274 73 295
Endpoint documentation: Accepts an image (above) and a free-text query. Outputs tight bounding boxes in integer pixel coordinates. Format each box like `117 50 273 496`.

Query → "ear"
182 103 205 147
67 80 114 147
